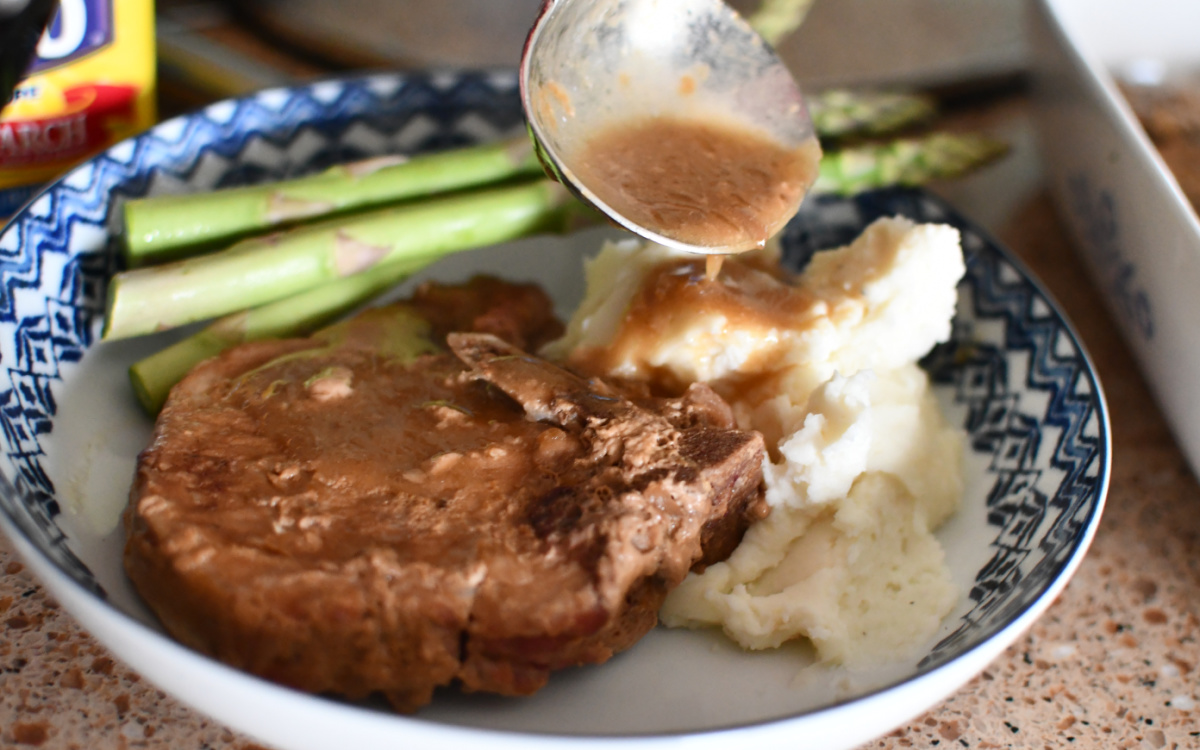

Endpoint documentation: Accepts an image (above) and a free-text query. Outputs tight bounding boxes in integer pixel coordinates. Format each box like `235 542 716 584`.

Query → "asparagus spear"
124 131 1005 410
104 179 575 341
813 132 1009 196
122 136 543 267
745 0 816 47
129 256 421 414
809 90 937 139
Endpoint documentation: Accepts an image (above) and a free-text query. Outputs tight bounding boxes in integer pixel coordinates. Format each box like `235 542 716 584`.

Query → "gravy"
572 115 820 251
572 255 820 388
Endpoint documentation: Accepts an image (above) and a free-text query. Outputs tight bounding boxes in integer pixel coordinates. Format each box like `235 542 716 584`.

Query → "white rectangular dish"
1031 0 1200 477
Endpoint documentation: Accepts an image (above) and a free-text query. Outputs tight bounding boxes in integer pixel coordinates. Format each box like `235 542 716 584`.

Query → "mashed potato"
549 216 966 664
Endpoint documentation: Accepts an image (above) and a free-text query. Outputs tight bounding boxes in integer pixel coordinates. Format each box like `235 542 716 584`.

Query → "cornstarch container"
0 0 156 218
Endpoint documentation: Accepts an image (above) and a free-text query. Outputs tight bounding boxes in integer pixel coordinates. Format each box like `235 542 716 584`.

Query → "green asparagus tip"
813 132 1009 197
810 90 938 140
746 0 817 47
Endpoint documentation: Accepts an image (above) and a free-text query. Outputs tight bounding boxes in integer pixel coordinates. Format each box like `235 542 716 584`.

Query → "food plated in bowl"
0 72 1108 749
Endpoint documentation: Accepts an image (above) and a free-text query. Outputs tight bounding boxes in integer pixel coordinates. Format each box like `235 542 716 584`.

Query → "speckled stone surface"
0 552 266 750
2 141 1200 750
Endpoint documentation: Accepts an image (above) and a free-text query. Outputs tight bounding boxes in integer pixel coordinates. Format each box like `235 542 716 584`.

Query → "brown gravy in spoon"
571 115 820 252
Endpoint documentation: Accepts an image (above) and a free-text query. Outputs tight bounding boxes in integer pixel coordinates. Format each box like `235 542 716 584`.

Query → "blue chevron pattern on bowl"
0 71 1109 741
0 71 530 596
787 189 1108 671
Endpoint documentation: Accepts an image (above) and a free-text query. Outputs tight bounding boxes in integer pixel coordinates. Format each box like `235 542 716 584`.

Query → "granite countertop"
2 14 1200 748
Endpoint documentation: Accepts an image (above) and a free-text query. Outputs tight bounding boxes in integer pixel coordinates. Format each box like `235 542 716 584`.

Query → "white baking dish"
1031 0 1200 477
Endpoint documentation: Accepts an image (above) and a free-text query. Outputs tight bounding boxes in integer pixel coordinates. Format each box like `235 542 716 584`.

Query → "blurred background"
154 0 1027 114
0 0 1031 217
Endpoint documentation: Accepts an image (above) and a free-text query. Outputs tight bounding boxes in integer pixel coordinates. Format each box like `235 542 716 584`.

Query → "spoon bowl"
519 0 820 255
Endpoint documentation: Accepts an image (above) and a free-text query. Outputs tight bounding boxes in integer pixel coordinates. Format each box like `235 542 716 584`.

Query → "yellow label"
0 0 156 191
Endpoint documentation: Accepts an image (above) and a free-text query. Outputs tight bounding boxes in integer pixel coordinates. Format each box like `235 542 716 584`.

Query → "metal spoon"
519 0 820 255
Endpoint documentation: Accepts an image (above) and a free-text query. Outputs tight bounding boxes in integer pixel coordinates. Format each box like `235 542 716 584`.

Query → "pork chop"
124 277 766 711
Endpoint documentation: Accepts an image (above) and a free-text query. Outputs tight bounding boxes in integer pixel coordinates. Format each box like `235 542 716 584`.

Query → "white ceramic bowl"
0 72 1109 749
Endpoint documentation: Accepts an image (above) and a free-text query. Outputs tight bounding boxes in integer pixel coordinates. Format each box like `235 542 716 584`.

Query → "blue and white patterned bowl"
0 72 1109 750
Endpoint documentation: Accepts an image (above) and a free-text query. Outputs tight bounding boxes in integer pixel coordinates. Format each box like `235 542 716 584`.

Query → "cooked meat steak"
124 277 766 711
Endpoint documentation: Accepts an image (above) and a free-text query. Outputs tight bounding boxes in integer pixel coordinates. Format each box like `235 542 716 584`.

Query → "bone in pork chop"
124 277 766 711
